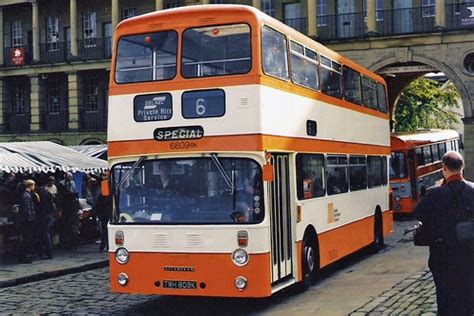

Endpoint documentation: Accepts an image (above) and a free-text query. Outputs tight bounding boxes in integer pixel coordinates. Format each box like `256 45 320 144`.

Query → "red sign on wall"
11 47 25 66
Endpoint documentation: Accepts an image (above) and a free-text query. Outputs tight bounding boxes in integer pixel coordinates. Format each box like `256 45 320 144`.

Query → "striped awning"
0 141 108 173
70 144 107 159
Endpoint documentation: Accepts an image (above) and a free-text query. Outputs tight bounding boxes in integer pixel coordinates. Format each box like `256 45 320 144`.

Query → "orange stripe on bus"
317 210 392 268
109 252 272 297
108 134 391 158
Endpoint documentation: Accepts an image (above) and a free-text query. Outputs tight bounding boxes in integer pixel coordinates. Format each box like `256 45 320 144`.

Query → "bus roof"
115 4 384 84
391 129 459 150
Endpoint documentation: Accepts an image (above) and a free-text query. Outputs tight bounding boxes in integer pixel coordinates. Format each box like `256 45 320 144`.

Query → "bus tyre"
372 211 384 253
299 235 318 291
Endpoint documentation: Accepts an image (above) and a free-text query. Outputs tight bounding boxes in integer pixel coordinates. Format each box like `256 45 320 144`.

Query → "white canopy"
70 144 107 159
0 141 109 173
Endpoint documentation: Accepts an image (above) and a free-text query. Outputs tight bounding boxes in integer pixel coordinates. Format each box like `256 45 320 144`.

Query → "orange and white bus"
107 5 393 298
390 130 460 214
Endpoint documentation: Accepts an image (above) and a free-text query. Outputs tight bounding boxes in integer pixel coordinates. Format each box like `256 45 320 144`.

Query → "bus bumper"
109 251 272 297
392 197 415 214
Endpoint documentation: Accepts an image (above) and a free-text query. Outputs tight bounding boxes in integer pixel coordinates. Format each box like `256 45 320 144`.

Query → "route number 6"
196 98 206 115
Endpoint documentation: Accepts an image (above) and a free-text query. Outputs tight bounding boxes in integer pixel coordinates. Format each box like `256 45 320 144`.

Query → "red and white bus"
107 5 393 297
390 129 460 214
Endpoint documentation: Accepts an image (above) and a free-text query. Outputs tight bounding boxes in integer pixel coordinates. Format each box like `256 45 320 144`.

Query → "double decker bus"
390 130 460 214
107 5 393 297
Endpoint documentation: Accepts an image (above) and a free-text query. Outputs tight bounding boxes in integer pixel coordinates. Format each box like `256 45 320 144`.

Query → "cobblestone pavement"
0 266 439 315
351 270 437 316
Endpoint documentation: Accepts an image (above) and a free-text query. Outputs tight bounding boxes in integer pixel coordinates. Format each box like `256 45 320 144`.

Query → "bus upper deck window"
181 24 251 78
262 26 289 80
115 31 178 84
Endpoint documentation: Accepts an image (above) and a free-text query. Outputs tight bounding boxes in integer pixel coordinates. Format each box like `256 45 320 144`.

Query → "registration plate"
163 280 197 289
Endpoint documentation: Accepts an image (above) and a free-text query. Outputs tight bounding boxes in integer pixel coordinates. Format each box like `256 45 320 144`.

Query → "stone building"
1 0 474 175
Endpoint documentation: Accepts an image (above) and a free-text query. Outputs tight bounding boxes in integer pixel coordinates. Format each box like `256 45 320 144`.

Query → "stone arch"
368 55 472 119
80 138 105 145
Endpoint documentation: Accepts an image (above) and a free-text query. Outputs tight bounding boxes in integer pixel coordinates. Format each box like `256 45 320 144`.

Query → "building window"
262 0 275 17
376 0 384 21
422 0 435 17
83 12 97 47
364 0 385 21
317 0 328 26
123 8 137 20
12 21 23 47
165 1 180 8
47 16 60 51
454 0 462 15
47 77 60 113
12 82 26 115
84 78 98 111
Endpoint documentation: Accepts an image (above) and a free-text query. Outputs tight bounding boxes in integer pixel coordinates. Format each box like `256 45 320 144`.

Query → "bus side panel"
109 252 272 297
317 215 375 268
383 210 394 237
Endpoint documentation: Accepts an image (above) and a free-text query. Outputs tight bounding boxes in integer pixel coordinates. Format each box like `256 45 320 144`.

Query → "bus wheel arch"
372 206 384 252
300 226 320 290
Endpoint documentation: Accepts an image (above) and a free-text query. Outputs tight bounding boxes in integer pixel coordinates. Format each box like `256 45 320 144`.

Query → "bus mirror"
101 179 110 197
263 164 274 182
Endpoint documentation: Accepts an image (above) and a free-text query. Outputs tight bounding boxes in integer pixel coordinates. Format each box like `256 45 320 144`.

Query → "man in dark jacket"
17 179 36 263
36 185 56 259
414 151 474 315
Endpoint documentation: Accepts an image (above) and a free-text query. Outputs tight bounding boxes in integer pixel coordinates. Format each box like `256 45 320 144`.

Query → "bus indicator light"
115 230 124 246
212 28 219 36
145 36 151 43
237 231 248 247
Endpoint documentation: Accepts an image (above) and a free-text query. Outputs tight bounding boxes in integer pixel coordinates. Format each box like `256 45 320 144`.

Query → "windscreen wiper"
117 156 146 190
210 153 234 194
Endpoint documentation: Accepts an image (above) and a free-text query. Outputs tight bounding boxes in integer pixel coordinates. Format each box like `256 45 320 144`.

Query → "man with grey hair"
414 151 474 315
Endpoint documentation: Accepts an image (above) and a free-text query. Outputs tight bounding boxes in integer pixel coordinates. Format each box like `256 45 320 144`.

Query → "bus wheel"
372 210 384 253
300 234 318 290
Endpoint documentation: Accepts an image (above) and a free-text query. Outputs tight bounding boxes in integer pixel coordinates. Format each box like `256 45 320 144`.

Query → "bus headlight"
118 273 129 286
115 247 129 264
232 249 249 266
235 276 247 291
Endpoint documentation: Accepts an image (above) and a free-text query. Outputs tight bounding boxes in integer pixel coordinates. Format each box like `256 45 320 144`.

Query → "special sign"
154 126 204 141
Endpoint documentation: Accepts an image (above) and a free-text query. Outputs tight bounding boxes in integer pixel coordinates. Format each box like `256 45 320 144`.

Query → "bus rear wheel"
372 210 384 253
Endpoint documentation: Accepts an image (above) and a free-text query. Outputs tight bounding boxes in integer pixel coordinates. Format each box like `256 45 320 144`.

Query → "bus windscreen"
111 157 263 224
390 152 407 179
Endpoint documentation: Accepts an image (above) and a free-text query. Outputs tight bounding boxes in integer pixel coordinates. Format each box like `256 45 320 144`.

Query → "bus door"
269 154 293 284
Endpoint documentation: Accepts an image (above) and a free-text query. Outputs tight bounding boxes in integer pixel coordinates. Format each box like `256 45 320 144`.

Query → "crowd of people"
0 170 111 264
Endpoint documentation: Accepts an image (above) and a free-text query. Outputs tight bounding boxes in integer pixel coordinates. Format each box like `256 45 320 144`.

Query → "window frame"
296 153 327 200
181 23 252 79
320 55 343 99
12 21 23 47
349 155 368 191
289 40 320 91
326 154 349 196
343 66 363 105
114 30 179 84
261 25 289 81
